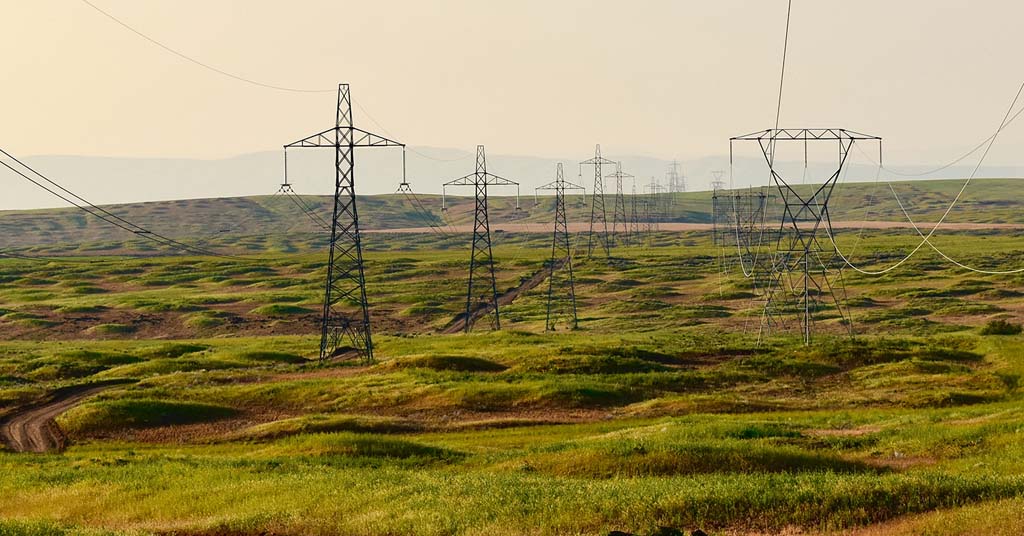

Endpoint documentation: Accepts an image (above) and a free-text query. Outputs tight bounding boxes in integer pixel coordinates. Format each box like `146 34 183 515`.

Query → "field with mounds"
4 178 1024 252
3 180 1024 535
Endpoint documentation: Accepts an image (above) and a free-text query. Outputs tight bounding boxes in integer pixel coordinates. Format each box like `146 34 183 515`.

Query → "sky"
3 0 1024 167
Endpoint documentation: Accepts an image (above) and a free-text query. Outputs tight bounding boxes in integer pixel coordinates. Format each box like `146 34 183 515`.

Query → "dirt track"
443 259 564 334
0 380 132 453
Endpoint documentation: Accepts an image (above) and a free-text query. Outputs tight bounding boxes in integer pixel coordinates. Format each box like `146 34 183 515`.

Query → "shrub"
980 319 1022 336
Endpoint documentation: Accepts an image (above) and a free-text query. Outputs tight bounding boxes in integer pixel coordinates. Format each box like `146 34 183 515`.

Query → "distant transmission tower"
582 145 616 257
665 160 685 216
730 128 882 344
629 178 641 245
710 170 728 246
284 83 403 362
536 163 585 330
644 177 665 232
607 162 633 246
710 169 726 192
443 145 520 332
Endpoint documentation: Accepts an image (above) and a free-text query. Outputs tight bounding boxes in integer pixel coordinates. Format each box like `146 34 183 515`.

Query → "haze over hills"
5 147 1024 211
2 178 1024 255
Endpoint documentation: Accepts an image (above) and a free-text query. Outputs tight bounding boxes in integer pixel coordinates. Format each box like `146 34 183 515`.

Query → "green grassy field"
3 182 1024 535
4 177 1024 254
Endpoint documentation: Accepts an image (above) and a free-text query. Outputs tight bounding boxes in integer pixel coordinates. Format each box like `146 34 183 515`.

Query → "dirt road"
0 380 132 453
443 258 565 334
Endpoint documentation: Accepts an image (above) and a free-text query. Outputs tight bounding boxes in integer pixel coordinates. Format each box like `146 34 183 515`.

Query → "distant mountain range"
4 146 1024 211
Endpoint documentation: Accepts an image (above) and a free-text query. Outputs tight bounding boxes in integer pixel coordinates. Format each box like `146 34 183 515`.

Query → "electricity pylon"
582 144 616 258
284 83 403 362
730 128 882 344
443 145 520 332
644 177 665 232
710 169 727 192
711 170 728 247
629 178 641 245
606 162 633 246
536 163 585 330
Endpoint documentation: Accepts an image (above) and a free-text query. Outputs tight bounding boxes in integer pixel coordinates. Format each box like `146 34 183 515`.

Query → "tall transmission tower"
607 162 633 246
665 160 685 217
443 146 520 332
284 83 403 362
644 177 665 232
582 145 616 257
670 161 687 193
536 163 585 330
710 170 728 246
730 128 882 344
629 178 641 245
640 198 652 239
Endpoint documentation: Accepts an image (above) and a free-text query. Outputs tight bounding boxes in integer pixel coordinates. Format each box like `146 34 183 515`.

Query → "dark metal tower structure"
644 177 665 232
536 163 585 330
607 162 633 246
582 145 616 257
284 83 404 362
730 128 882 344
443 145 520 332
629 178 641 245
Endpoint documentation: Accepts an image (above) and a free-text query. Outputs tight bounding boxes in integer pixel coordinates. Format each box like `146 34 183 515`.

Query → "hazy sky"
4 0 1024 166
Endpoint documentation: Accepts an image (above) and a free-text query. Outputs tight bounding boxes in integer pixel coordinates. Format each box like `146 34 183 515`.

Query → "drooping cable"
0 148 244 259
825 79 1024 275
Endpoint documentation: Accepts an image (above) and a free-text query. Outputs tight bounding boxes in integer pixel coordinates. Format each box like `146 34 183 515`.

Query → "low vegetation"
3 186 1024 535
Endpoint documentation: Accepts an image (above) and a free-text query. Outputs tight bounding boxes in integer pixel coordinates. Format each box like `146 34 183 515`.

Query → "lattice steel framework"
443 146 520 332
606 162 633 246
536 163 585 330
582 145 615 257
284 84 403 362
644 177 665 232
629 179 641 245
710 169 727 192
667 160 686 193
730 128 882 344
713 188 770 292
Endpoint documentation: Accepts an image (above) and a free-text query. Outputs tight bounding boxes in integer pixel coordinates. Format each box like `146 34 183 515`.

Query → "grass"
5 187 1024 533
58 399 239 435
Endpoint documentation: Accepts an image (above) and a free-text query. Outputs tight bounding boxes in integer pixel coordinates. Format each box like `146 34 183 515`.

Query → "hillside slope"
0 178 1021 252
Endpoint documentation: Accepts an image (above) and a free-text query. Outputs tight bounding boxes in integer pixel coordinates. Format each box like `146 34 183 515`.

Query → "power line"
888 184 1024 275
0 148 242 259
78 0 469 165
826 78 1024 275
870 104 1024 178
770 0 794 132
79 0 331 94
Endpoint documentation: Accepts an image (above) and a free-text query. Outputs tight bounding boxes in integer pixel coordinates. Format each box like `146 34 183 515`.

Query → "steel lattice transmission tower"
730 128 882 344
284 84 404 362
710 170 728 247
629 178 641 245
443 146 520 332
644 177 665 232
606 162 633 246
536 163 586 330
710 169 727 192
582 145 616 257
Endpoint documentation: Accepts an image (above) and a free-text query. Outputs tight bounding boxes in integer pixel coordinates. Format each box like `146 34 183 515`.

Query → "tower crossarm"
730 128 881 142
443 172 519 188
537 180 585 193
285 127 404 149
